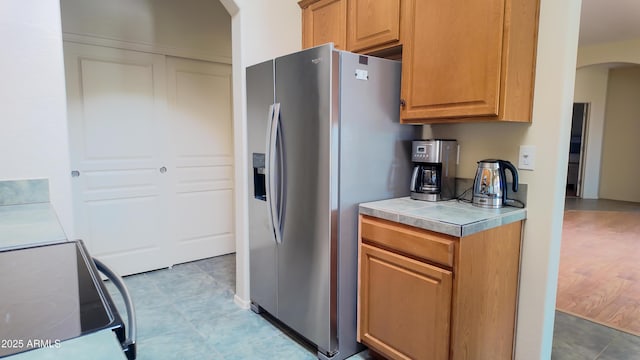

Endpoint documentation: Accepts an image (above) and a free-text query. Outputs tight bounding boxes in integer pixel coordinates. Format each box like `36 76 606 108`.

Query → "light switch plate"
519 145 536 170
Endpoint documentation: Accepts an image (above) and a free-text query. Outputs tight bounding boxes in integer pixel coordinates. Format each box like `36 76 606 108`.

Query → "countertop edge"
359 198 526 237
0 203 67 250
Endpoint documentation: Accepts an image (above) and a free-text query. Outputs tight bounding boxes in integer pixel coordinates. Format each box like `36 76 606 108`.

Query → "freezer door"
246 59 277 315
274 44 337 353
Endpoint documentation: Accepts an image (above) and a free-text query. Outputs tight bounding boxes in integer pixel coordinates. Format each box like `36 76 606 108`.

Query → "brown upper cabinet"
299 0 540 124
299 0 402 54
347 0 402 53
300 0 348 50
400 0 540 123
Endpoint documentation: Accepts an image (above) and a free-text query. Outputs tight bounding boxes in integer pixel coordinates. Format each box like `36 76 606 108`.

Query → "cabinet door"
400 0 506 121
358 244 452 360
302 0 347 49
347 0 401 53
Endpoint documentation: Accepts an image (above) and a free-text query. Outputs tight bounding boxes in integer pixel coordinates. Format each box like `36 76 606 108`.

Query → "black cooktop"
0 240 124 357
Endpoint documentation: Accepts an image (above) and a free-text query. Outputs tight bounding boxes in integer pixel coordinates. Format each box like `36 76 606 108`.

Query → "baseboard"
234 294 251 309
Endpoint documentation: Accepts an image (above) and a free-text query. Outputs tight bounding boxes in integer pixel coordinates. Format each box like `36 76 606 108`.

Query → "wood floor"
556 205 640 336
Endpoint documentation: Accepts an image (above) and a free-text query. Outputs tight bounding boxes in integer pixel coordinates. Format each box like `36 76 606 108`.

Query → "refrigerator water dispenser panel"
253 153 266 201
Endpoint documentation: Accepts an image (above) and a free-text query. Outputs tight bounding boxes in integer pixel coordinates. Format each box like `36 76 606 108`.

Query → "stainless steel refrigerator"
246 44 418 360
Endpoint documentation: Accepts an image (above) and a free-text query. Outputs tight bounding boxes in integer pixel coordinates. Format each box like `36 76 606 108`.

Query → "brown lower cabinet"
357 215 523 360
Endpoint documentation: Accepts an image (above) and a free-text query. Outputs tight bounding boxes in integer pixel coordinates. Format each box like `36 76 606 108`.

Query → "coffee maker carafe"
410 140 457 201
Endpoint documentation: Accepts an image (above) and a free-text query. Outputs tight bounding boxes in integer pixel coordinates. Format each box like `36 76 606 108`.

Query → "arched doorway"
61 0 236 276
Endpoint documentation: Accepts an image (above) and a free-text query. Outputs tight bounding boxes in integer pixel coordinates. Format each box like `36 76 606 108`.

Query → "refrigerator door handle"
275 104 285 238
265 104 276 244
267 103 283 244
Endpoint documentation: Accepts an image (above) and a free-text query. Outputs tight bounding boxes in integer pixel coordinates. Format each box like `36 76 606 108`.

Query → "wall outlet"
519 145 536 170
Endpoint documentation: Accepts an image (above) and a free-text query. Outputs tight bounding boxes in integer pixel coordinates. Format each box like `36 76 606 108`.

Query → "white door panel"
174 165 234 193
80 59 157 160
86 196 165 270
82 169 158 199
173 190 234 264
65 44 234 275
65 42 171 275
172 69 233 157
167 57 234 264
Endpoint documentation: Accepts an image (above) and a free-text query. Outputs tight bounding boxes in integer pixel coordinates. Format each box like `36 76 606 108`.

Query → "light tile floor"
564 197 640 212
106 252 640 360
552 311 640 360
104 255 370 360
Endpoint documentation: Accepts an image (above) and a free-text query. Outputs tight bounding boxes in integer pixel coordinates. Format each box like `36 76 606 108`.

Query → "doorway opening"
60 0 235 276
566 102 588 198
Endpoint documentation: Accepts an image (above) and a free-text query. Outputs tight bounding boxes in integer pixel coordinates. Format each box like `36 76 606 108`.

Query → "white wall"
0 1 74 234
577 38 640 68
430 1 582 358
219 0 303 307
573 65 609 199
61 0 231 63
599 66 640 202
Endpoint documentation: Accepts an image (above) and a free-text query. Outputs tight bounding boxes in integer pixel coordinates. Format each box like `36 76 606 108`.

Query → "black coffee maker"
410 140 458 201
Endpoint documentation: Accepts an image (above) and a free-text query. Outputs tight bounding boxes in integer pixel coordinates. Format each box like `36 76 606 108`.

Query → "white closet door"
165 57 234 265
65 42 172 275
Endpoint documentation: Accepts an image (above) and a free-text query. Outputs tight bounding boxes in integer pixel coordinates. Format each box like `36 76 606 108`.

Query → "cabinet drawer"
360 215 455 267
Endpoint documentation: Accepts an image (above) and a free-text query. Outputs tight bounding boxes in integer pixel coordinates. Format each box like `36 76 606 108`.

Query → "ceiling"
579 0 640 46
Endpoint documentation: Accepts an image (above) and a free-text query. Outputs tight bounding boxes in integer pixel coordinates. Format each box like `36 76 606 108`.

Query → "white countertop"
0 203 66 249
359 197 527 237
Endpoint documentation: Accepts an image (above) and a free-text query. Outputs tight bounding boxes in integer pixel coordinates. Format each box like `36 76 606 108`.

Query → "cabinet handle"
71 170 80 177
400 99 406 107
159 166 167 174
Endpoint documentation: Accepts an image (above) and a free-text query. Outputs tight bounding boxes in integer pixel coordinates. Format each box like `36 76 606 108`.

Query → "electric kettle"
472 159 519 208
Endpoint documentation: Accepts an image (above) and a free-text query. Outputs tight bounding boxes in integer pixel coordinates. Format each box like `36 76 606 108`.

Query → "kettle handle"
501 160 519 193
